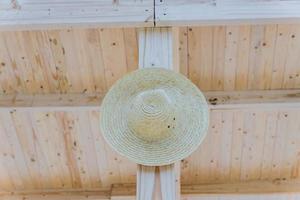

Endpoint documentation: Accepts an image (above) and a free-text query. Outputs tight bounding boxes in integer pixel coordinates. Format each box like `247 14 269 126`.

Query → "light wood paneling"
0 108 299 191
0 28 138 95
1 25 300 95
0 110 137 191
181 109 300 185
185 24 300 91
0 25 300 192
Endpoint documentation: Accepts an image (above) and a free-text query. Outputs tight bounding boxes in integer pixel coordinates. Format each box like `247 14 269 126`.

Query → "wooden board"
0 0 154 30
155 0 300 26
2 179 300 199
137 27 180 200
2 0 300 30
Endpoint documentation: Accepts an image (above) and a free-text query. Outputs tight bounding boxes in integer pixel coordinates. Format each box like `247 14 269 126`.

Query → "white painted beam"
136 27 180 200
2 0 300 30
136 165 156 200
155 0 300 26
138 27 173 69
0 0 154 30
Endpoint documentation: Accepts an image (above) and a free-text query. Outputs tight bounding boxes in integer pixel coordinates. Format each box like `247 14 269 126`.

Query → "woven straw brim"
100 68 209 166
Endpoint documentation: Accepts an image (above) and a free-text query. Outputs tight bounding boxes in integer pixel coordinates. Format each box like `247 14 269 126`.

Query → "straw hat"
100 68 209 166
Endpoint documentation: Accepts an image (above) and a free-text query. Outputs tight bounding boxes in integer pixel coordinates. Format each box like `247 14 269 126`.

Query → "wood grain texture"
0 28 138 95
1 25 300 94
155 0 300 26
0 25 300 193
2 0 300 30
3 179 300 199
184 24 300 91
0 108 299 190
181 109 300 185
0 90 300 111
0 0 154 30
137 27 180 200
138 27 173 69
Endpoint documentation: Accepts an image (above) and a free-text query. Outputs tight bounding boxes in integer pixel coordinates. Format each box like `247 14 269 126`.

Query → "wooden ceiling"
0 24 300 193
1 1 300 199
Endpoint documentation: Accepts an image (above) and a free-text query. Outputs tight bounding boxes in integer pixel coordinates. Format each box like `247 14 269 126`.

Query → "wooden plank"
229 111 244 181
138 27 173 69
205 90 300 109
271 25 292 89
0 0 154 30
100 28 129 88
159 163 180 200
136 165 156 200
247 25 277 90
155 0 300 26
0 189 110 200
3 179 300 199
181 179 300 195
224 26 239 91
212 26 226 91
188 27 215 91
112 179 300 196
235 25 251 90
0 90 300 111
0 93 103 111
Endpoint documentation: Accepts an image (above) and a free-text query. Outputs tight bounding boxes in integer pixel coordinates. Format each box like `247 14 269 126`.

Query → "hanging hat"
100 68 209 166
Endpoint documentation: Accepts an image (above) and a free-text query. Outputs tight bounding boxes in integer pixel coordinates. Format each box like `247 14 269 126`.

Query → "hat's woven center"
127 89 176 142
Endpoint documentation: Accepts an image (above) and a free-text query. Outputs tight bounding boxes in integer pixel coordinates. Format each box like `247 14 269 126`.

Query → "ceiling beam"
2 179 300 199
155 0 300 26
206 89 300 110
0 90 299 111
0 0 154 30
0 189 110 200
137 27 181 199
2 0 300 30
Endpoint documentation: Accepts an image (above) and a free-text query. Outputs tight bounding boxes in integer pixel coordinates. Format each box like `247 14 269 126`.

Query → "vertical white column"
136 27 181 200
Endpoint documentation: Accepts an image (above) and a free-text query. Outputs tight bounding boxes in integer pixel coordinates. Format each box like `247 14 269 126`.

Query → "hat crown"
127 89 176 142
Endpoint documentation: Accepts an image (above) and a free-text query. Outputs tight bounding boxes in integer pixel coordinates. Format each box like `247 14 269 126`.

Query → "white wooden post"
136 27 181 200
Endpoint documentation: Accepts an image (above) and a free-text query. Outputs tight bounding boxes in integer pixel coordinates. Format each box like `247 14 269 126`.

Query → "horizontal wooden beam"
2 179 300 199
0 90 299 111
0 189 110 200
206 89 300 110
0 0 154 30
0 93 104 111
3 0 300 30
155 0 300 26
